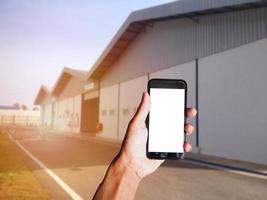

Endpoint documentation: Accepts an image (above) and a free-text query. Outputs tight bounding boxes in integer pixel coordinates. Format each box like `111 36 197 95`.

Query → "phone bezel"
146 78 187 160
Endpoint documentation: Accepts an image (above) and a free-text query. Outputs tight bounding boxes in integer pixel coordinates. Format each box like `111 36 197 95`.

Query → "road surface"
4 127 267 200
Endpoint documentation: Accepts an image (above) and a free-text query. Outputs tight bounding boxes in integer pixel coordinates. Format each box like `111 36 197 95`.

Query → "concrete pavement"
3 126 267 200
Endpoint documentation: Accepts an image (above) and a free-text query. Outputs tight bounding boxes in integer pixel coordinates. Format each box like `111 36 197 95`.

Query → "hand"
93 91 197 200
116 91 197 179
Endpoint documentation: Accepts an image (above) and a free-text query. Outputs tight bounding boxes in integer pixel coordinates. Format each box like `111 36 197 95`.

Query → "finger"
183 142 192 152
186 107 197 118
184 123 194 135
132 91 151 127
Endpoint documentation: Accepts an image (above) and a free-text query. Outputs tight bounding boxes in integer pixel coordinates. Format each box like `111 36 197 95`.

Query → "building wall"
118 75 148 140
39 93 52 126
98 39 267 164
97 9 267 164
99 84 119 139
54 94 81 133
43 104 52 127
199 38 267 165
100 7 267 87
99 63 196 143
39 78 98 133
149 61 197 149
73 95 82 133
51 75 85 133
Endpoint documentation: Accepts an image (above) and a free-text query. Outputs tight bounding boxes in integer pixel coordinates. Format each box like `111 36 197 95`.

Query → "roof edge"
51 67 88 96
86 0 266 80
33 85 52 105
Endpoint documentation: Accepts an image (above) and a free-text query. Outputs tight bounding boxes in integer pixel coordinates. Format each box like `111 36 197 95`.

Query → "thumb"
132 91 151 127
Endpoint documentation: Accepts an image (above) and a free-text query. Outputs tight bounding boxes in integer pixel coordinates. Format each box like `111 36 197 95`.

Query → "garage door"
99 84 119 139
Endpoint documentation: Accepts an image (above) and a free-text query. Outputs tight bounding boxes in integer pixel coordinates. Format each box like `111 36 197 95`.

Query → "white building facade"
35 0 267 165
87 0 267 165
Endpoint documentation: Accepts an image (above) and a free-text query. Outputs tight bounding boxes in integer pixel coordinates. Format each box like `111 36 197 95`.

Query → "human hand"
116 91 197 179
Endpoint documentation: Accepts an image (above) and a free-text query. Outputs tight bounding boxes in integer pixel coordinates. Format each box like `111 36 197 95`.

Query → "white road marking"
6 131 83 200
182 159 267 180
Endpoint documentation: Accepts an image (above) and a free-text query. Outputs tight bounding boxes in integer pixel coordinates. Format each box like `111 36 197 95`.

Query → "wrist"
111 154 142 183
93 156 141 200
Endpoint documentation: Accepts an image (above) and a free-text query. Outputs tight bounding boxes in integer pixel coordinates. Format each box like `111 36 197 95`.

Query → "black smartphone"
146 79 187 159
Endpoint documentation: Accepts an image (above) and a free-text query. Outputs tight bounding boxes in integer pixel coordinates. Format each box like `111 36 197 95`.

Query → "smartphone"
146 79 187 159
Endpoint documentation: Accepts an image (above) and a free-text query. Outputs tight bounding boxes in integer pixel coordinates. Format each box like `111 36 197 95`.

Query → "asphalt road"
4 127 267 200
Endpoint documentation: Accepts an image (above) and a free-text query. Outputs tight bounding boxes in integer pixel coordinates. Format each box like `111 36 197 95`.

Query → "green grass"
0 128 50 200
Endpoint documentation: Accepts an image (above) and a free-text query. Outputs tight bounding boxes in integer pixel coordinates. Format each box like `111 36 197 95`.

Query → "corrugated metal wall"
101 7 267 87
130 0 262 22
195 6 267 58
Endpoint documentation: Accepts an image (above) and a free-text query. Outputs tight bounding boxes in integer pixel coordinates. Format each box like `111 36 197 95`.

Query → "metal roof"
34 85 52 105
87 0 267 79
51 67 88 97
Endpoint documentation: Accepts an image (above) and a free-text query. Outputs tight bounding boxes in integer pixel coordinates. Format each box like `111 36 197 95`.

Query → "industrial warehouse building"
34 85 52 127
36 0 267 165
34 67 99 133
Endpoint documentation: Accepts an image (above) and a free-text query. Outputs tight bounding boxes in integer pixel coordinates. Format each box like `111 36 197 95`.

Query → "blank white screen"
148 88 185 153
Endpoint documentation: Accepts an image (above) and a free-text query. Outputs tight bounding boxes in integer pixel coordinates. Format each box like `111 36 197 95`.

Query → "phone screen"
148 88 185 153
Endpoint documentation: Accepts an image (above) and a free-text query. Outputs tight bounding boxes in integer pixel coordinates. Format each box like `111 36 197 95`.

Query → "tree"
13 103 20 109
21 105 28 110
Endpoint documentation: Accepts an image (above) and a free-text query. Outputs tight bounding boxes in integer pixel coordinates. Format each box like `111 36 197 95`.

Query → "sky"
0 0 176 108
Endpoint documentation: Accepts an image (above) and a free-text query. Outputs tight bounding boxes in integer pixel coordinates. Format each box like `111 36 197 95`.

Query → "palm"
118 92 195 179
122 125 164 178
